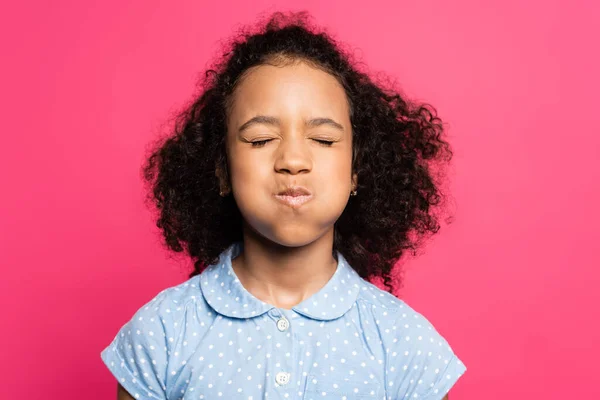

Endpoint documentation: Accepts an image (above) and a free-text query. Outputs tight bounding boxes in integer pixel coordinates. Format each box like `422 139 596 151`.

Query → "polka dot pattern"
101 242 466 399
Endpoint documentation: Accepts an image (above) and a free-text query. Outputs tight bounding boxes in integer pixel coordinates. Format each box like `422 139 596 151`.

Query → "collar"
200 242 362 321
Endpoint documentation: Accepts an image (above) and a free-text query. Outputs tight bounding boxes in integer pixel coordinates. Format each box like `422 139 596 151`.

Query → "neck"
231 225 338 310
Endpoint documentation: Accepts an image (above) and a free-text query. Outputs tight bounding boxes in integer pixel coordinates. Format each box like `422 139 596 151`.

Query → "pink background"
1 1 598 399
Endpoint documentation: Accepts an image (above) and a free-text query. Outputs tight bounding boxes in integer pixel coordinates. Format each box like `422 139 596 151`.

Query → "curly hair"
141 10 453 295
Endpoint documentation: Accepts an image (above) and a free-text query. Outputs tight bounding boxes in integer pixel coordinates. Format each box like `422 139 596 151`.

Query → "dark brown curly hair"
141 10 453 295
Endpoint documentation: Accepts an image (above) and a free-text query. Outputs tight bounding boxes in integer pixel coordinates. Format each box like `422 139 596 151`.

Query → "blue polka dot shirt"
101 242 466 399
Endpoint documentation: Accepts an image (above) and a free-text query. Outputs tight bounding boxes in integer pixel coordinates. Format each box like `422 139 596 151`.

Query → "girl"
101 11 466 400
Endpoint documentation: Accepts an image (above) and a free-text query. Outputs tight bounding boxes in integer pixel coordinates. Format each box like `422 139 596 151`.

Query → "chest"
168 314 388 399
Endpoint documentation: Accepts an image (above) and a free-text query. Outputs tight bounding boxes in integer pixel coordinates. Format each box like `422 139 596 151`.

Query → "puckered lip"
276 186 312 197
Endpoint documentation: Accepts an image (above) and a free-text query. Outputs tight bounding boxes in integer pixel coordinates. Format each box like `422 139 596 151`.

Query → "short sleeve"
100 291 172 400
385 308 467 400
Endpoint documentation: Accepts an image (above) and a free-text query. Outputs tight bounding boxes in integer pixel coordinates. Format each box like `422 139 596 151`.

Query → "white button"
275 372 290 385
276 317 289 331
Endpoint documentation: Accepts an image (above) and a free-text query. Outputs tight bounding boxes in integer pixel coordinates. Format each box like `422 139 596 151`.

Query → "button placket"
270 308 295 391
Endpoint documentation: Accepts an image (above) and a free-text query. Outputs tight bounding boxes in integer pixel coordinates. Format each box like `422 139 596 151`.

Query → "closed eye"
251 139 273 147
251 139 334 147
314 139 334 146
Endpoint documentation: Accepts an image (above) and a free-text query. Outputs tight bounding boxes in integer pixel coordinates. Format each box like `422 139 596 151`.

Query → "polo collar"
200 242 361 321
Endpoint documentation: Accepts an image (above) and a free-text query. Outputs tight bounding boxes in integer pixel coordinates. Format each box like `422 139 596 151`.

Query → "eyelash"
251 139 334 147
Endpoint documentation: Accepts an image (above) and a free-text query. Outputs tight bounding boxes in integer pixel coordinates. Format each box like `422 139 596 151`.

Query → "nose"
273 136 312 175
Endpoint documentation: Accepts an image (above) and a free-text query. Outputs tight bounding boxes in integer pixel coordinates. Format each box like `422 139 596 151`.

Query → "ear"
351 173 358 191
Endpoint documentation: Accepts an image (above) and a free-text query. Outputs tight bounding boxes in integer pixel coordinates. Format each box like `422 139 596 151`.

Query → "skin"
115 61 451 400
221 60 357 310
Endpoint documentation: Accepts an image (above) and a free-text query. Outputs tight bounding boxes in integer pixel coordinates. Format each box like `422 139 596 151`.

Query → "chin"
239 205 341 247
265 227 321 248
246 219 328 249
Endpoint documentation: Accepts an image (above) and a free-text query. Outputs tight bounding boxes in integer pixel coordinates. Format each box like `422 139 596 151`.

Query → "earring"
351 189 357 196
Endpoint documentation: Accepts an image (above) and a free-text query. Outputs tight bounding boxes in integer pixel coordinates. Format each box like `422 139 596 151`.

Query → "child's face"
225 60 357 247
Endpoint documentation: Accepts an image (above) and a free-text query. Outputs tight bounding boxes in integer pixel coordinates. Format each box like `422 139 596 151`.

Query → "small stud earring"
351 189 357 196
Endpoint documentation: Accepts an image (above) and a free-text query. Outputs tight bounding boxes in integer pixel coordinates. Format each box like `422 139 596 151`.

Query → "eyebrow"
238 115 345 133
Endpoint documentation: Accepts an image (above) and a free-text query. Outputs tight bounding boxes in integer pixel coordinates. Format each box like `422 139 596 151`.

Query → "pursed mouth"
273 193 313 208
277 187 312 197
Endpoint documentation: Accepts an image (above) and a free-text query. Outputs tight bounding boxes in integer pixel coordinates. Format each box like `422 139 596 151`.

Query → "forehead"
227 61 350 123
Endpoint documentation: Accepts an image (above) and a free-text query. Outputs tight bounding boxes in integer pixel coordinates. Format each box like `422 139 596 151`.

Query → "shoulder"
100 276 207 399
125 275 204 330
355 280 467 399
355 278 413 317
101 275 205 356
355 279 453 335
355 279 452 359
